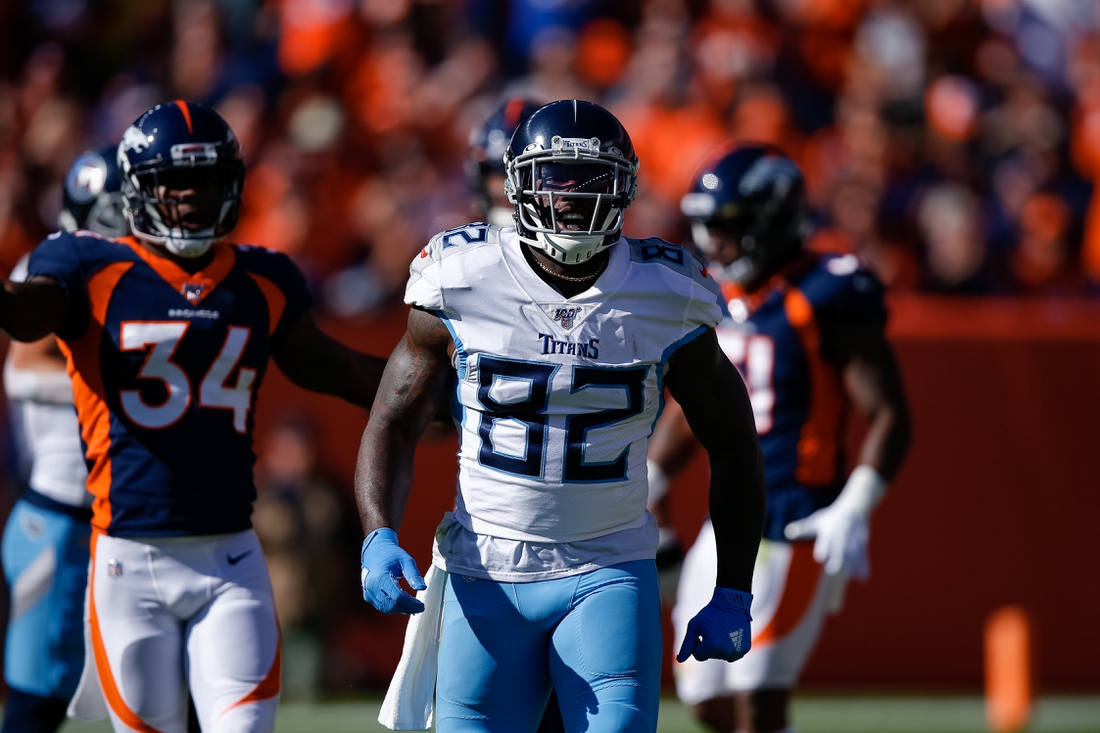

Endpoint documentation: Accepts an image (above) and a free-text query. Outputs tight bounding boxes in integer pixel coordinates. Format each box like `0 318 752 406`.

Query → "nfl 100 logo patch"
538 302 596 334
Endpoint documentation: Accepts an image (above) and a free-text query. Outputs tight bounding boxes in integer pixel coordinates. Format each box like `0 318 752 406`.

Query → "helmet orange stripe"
174 100 193 134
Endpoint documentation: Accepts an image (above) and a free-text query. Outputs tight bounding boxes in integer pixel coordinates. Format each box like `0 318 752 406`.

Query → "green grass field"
55 695 1100 732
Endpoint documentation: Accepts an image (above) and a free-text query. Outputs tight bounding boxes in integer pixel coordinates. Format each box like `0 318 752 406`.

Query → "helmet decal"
121 125 151 154
64 152 108 204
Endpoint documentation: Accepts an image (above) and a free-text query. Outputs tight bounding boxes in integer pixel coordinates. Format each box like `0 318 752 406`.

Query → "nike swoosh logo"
227 550 253 565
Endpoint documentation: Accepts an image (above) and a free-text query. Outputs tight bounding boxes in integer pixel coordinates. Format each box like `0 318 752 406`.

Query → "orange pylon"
985 606 1033 732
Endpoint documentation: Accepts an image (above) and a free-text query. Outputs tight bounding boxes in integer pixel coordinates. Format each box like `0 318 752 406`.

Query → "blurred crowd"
1 0 1099 305
1 0 1100 693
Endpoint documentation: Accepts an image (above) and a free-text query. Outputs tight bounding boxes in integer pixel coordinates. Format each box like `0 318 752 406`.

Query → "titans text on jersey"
407 223 722 556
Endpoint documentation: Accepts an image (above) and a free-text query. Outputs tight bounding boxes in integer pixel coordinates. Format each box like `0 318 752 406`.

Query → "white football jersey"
407 225 722 556
4 256 90 509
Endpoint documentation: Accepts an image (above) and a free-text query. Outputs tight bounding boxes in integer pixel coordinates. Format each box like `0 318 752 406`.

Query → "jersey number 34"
119 321 255 432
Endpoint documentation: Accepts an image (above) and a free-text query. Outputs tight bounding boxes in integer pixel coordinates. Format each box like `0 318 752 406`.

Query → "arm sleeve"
26 233 89 341
248 249 314 348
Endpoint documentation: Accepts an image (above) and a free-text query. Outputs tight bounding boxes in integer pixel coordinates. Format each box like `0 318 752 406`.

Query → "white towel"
378 564 448 730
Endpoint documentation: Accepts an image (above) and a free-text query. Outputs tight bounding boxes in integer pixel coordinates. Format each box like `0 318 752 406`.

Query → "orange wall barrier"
254 295 1100 690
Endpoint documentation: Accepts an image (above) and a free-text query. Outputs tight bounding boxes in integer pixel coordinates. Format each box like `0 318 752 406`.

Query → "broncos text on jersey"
27 231 312 537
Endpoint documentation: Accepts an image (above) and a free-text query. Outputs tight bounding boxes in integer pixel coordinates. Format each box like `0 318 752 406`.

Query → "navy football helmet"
466 97 541 228
504 100 638 264
60 145 128 237
117 101 245 258
681 145 807 286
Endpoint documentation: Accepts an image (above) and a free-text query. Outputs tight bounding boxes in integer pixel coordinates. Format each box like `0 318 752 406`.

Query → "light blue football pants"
436 560 662 732
2 498 91 699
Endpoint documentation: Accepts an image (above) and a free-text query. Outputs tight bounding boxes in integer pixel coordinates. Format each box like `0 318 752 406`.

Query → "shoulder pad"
419 223 498 263
232 242 289 265
626 236 721 298
799 254 885 314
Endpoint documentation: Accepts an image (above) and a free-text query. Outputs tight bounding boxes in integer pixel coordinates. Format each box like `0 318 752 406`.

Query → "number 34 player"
0 102 385 733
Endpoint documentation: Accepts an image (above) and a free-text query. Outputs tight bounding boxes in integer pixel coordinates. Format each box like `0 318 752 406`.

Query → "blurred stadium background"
0 0 1098 730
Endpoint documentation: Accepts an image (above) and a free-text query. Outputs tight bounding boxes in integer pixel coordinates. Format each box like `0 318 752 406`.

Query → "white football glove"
783 465 887 580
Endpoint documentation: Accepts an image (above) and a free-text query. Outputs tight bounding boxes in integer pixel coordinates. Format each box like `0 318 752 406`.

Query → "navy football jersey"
713 253 887 541
27 232 312 537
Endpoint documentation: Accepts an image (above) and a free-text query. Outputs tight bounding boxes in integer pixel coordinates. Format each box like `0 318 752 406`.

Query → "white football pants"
79 530 280 733
673 520 844 704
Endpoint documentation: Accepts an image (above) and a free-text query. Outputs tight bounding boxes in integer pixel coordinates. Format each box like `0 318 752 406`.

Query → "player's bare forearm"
0 278 68 343
354 307 453 534
648 397 700 477
666 329 766 592
273 311 387 409
842 337 911 482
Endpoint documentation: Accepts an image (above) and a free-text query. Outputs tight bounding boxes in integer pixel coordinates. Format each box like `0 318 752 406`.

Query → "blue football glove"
676 587 753 663
360 528 427 615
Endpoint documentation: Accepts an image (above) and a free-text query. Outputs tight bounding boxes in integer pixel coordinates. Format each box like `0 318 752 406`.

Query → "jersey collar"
119 237 236 306
500 228 629 304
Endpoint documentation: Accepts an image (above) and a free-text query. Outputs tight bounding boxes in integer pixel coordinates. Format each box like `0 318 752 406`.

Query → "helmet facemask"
506 136 637 264
120 154 244 259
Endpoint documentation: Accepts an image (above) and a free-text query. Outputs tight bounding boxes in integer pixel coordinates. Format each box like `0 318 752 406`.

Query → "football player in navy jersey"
358 101 766 732
466 96 542 228
0 101 386 733
657 145 912 733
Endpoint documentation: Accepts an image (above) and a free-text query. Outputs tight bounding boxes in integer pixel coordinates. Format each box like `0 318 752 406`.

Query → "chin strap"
163 236 215 258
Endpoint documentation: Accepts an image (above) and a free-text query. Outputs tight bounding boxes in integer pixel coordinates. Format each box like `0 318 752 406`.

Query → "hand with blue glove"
360 528 427 614
676 587 753 663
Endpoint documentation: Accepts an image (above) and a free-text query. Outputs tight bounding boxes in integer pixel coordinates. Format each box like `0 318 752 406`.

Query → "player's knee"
1 687 69 733
205 699 277 733
692 695 737 732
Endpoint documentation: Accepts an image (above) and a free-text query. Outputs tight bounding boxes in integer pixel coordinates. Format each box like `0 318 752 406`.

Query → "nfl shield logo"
107 559 123 578
181 283 206 303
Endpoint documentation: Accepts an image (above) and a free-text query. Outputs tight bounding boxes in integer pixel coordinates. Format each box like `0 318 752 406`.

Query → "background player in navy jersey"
0 101 386 733
466 96 542 228
1 146 125 733
657 145 912 733
359 100 766 732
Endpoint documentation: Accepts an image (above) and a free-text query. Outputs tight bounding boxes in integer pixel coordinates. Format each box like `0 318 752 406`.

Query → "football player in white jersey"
356 100 767 732
1 147 125 733
660 145 912 733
